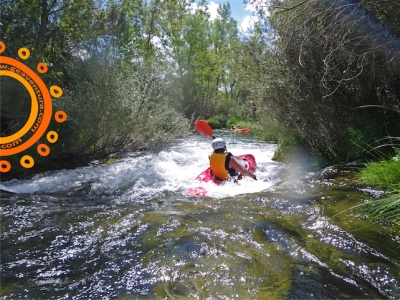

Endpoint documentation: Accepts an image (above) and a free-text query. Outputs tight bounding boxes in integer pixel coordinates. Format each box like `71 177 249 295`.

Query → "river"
1 130 399 299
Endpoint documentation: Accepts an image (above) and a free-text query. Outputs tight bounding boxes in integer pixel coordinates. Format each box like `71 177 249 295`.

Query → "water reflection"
1 133 399 299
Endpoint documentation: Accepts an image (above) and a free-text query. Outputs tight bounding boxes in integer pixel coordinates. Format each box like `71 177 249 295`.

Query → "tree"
0 0 191 180
243 0 400 162
208 2 242 118
1 0 102 64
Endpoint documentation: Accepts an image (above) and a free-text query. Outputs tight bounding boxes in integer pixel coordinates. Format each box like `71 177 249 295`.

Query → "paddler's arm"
230 157 257 180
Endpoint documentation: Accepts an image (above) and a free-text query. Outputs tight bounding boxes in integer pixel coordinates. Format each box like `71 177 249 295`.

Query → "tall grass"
349 151 400 232
359 193 400 232
356 153 400 231
358 155 400 189
332 190 400 232
340 106 400 231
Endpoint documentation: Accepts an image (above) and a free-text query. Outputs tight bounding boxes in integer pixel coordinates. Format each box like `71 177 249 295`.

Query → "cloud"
244 2 257 13
240 0 270 33
244 0 270 16
240 15 259 33
207 1 220 21
189 1 219 21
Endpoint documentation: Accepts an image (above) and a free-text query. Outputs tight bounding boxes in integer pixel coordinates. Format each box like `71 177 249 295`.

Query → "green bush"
226 116 243 128
1 52 191 181
206 117 222 129
252 115 281 141
55 56 190 157
272 131 304 161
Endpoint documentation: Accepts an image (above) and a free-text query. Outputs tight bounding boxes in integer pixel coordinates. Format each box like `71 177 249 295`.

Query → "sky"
206 0 261 33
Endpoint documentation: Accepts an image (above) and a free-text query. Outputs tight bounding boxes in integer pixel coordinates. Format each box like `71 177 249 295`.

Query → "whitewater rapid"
0 131 282 199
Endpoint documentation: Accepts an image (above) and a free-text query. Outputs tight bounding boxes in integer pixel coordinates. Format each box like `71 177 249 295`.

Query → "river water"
1 130 399 299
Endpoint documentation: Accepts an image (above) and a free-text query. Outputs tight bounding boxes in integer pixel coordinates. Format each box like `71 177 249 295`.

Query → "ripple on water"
1 135 399 299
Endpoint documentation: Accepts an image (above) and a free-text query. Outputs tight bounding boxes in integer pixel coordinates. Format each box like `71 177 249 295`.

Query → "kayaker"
209 138 257 181
229 124 236 132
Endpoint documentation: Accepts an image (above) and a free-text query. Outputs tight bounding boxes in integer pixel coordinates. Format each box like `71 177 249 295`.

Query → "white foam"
1 132 282 198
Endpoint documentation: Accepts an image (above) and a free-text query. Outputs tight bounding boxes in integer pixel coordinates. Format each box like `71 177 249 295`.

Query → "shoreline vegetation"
355 157 400 232
1 0 399 230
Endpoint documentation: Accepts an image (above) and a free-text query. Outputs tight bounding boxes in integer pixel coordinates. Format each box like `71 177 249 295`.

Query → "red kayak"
237 128 250 134
187 154 256 196
230 128 251 133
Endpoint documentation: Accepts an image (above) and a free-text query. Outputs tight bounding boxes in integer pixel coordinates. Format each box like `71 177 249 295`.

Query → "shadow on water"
1 132 399 299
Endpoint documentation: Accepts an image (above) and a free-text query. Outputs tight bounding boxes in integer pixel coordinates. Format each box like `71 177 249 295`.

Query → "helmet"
212 138 225 150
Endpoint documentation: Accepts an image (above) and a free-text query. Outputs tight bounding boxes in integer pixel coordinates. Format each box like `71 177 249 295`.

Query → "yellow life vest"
210 152 229 180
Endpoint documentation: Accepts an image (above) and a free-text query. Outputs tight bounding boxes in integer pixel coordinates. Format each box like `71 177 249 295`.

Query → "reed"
359 193 400 232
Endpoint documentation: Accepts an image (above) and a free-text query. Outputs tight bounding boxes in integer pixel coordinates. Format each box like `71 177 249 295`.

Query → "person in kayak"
209 138 257 181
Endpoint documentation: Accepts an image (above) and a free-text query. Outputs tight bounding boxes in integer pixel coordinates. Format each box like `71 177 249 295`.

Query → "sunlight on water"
1 131 399 300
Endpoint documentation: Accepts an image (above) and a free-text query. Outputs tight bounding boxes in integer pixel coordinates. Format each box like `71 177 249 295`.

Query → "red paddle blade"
195 120 213 137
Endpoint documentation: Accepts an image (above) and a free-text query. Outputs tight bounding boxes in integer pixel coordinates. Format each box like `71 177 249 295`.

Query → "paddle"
195 120 215 139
